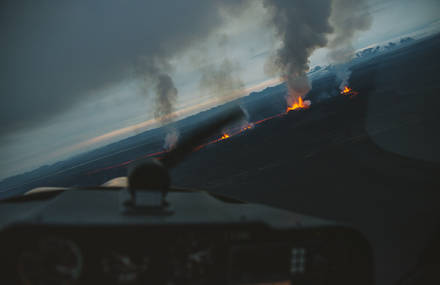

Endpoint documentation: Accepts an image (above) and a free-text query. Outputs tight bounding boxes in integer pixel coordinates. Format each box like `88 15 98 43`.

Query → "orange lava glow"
241 124 253 131
286 97 310 113
220 133 230 140
340 86 359 97
341 86 352 95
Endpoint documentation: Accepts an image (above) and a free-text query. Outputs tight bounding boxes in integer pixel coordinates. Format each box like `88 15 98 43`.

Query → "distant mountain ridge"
308 36 416 77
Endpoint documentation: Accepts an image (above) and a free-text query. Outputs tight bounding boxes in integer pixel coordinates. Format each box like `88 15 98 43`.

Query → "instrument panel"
0 225 372 285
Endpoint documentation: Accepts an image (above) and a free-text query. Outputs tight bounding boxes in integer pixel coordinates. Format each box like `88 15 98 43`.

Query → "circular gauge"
18 236 83 285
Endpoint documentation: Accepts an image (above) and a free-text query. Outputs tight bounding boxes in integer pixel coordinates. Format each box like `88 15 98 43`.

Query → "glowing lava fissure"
286 97 311 113
218 123 254 142
88 107 305 175
89 96 317 175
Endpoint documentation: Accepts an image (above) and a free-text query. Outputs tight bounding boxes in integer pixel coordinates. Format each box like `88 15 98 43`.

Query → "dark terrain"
1 34 440 284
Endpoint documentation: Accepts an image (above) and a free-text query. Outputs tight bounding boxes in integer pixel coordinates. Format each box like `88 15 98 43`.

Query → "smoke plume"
263 0 372 101
154 74 178 150
336 64 352 90
328 0 373 63
199 59 245 101
328 0 372 91
154 74 178 121
163 128 179 150
136 56 178 122
263 0 333 100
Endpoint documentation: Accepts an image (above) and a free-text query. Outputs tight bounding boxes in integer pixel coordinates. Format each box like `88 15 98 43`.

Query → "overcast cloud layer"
0 0 247 136
0 0 373 137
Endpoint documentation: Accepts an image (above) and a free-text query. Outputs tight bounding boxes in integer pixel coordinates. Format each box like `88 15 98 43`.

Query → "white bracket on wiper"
119 187 173 216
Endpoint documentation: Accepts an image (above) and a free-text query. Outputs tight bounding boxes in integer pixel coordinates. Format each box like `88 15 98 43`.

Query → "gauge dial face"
18 236 83 285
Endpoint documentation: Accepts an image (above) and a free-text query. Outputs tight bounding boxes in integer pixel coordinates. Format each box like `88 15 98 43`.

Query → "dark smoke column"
155 73 179 150
263 0 333 101
154 73 178 122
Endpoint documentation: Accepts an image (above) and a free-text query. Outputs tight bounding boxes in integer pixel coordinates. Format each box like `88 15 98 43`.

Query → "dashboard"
0 224 372 285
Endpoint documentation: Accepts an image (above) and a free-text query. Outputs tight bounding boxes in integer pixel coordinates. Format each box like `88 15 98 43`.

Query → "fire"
340 85 358 97
241 124 253 131
286 97 310 113
220 133 230 140
341 86 352 95
89 83 365 175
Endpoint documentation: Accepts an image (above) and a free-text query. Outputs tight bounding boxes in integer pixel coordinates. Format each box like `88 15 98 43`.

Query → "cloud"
0 0 247 136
